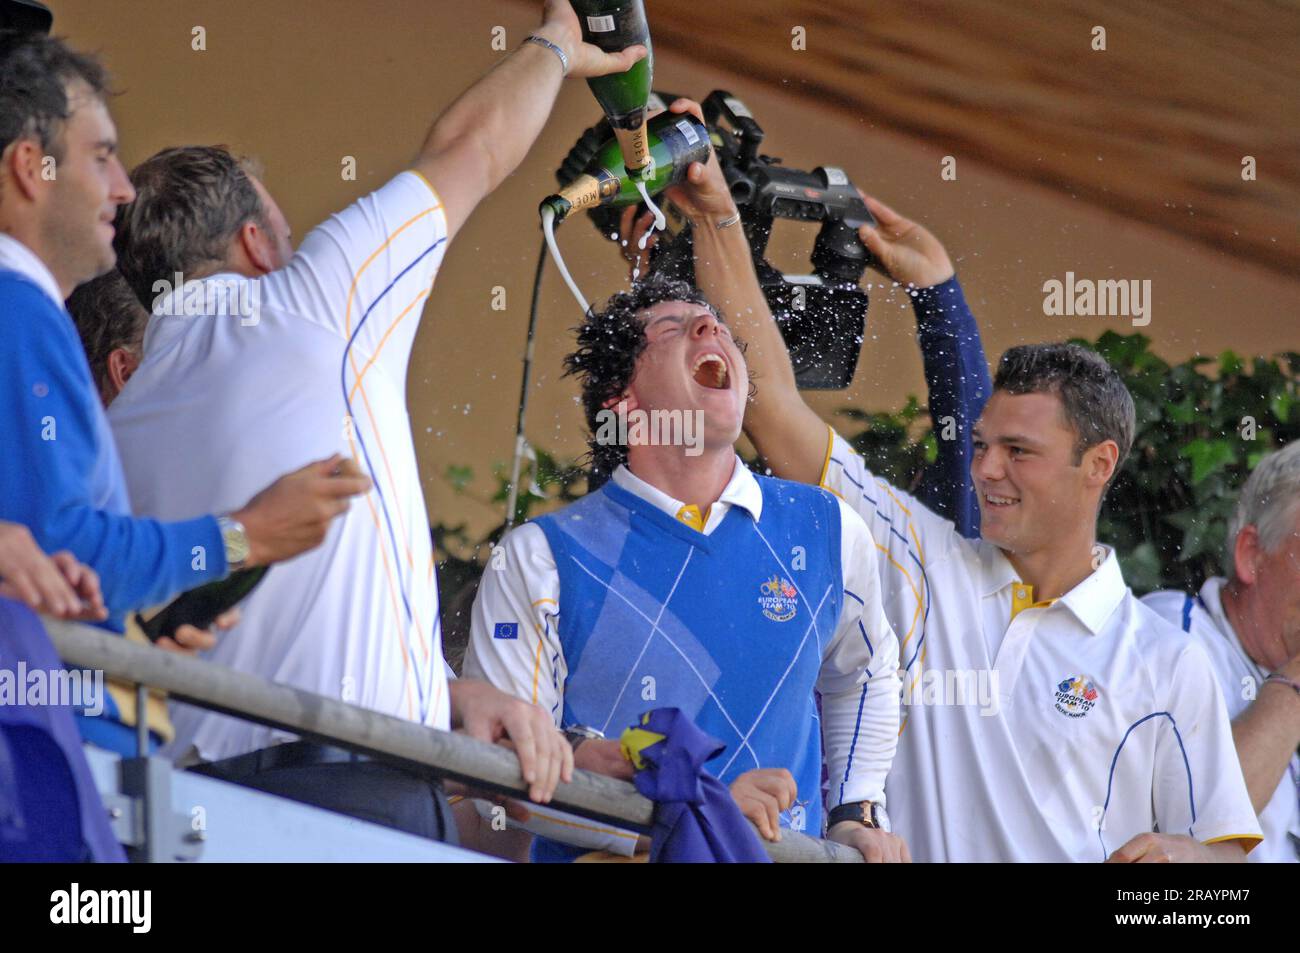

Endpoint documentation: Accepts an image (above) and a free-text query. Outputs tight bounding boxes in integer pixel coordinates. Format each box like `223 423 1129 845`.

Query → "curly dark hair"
564 274 719 483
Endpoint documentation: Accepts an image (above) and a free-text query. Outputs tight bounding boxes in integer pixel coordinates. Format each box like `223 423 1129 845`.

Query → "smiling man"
735 322 1262 860
465 275 906 862
651 107 1265 860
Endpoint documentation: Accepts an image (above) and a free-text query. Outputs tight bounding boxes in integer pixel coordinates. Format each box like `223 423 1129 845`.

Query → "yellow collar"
1010 582 1057 620
675 503 710 533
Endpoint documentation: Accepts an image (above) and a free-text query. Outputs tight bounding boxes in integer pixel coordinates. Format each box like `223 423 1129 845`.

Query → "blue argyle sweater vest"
535 474 844 835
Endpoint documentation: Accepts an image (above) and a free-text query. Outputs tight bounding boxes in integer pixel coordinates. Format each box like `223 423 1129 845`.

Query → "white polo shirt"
1144 577 1300 862
466 457 901 809
109 171 451 760
820 426 1262 861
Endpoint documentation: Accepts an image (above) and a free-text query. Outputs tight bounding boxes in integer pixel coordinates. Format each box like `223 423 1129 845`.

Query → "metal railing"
45 620 861 863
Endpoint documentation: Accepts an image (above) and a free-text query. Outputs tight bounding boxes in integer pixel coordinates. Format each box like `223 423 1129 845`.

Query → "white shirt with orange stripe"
109 171 451 761
819 426 1262 861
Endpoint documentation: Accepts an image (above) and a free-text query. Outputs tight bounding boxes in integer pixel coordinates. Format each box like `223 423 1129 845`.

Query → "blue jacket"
0 269 226 628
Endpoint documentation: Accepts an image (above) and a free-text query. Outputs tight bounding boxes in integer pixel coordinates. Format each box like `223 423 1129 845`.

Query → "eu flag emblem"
494 622 519 640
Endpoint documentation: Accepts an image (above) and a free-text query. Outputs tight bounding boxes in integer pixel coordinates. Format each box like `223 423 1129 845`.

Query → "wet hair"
0 30 108 167
564 273 719 482
993 342 1136 480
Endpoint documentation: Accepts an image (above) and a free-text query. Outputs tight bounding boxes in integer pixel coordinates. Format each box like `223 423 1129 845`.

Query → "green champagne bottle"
570 0 655 179
541 112 712 225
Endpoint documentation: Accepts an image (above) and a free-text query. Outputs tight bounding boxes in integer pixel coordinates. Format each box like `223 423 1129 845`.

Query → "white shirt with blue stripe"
820 426 1262 861
1144 577 1300 862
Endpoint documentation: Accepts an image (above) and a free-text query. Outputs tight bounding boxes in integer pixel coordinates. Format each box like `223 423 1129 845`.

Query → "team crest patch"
1054 675 1099 718
758 576 799 622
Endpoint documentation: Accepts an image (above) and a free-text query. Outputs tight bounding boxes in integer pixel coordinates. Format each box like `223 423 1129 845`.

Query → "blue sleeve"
909 275 990 539
0 279 226 623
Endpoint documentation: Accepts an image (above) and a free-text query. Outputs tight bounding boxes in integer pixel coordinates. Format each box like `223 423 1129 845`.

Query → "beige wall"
55 0 1299 538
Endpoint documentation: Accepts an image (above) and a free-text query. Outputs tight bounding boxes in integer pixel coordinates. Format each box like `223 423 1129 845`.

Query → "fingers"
213 607 241 630
584 44 646 78
735 791 781 841
52 551 107 620
745 768 797 810
859 192 903 227
170 624 219 652
22 552 80 617
1106 833 1147 863
496 705 542 799
668 97 706 125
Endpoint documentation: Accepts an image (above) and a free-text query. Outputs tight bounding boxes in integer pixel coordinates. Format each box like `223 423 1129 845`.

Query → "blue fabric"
537 474 842 846
628 708 771 863
910 275 990 539
0 597 126 861
0 269 226 630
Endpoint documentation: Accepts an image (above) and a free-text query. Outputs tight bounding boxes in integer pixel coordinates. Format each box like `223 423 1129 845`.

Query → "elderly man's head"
1224 441 1300 660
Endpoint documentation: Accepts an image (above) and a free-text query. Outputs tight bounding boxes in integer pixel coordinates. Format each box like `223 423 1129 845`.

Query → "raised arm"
654 100 828 484
414 0 645 241
858 196 990 538
653 102 989 508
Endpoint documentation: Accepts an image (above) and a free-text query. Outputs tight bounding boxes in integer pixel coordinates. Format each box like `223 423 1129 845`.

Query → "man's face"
38 83 134 288
972 390 1105 556
621 299 748 452
248 175 294 269
1244 506 1300 657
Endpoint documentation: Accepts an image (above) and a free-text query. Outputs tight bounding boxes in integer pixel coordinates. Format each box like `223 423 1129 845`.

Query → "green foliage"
433 333 1300 665
1085 332 1299 594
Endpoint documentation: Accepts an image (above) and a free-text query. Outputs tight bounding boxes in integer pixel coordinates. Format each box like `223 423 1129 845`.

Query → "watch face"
221 520 250 565
872 803 891 833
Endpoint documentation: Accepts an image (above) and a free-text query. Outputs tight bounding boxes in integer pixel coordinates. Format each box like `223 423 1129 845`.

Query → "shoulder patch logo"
1054 674 1100 718
758 575 799 622
493 622 519 640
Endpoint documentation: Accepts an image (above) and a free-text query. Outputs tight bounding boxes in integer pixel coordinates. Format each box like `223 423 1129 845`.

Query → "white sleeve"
817 497 901 809
265 170 448 380
463 523 565 725
1156 641 1263 853
819 425 958 675
465 527 641 857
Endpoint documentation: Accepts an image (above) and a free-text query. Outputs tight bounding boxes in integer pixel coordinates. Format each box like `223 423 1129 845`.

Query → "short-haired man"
0 30 369 755
1144 442 1300 862
106 2 645 836
66 268 146 407
466 272 906 862
670 121 1261 861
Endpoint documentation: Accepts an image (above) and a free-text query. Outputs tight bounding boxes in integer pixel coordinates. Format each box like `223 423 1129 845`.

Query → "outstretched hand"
856 192 955 290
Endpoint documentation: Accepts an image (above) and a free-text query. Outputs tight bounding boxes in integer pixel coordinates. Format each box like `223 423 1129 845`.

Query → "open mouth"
691 353 729 390
983 493 1020 508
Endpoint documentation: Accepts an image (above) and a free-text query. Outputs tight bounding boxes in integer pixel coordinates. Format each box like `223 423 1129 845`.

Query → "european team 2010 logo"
1054 674 1100 718
758 576 799 622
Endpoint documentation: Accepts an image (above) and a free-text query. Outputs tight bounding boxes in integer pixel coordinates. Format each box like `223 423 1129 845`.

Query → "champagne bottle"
570 0 655 179
541 112 712 225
